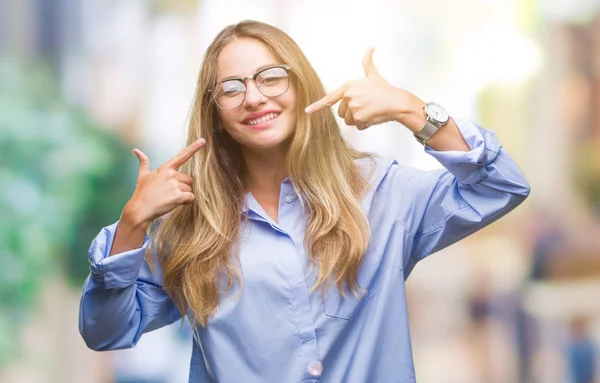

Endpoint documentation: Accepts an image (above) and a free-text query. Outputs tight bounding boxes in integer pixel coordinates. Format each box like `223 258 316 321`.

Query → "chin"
236 127 294 152
245 138 287 151
250 133 294 152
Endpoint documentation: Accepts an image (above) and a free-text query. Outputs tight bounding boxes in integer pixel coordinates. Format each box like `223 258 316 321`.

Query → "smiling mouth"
243 112 281 126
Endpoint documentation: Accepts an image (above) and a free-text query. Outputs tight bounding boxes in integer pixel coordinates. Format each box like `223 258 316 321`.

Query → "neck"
242 145 289 197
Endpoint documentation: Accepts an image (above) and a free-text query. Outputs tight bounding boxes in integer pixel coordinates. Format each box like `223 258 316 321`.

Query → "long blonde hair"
150 20 375 327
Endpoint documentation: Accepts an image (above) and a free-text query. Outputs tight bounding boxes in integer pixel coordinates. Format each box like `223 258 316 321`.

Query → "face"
215 38 298 154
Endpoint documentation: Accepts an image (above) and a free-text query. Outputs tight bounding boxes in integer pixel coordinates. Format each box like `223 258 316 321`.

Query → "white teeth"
245 112 279 125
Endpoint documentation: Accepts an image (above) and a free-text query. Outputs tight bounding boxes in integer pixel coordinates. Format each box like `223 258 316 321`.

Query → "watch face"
426 102 449 124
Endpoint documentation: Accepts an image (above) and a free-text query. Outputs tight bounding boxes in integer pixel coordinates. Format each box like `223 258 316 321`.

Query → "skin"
216 38 299 222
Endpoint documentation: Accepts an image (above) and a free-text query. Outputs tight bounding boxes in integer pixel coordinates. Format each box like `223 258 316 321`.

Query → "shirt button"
284 194 294 203
307 360 323 376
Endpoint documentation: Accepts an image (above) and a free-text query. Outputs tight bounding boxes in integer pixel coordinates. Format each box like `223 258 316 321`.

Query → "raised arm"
79 138 206 350
306 48 529 275
380 120 530 275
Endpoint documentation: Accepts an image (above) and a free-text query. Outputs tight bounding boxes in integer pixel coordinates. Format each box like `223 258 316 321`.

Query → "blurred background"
1 0 600 382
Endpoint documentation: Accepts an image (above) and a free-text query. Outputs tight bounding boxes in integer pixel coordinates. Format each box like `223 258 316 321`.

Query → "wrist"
392 95 427 134
121 202 151 230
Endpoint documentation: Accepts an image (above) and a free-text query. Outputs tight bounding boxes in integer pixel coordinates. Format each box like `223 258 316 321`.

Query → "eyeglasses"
212 64 291 110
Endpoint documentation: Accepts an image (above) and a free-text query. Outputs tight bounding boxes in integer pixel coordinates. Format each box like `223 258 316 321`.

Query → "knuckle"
174 191 185 204
157 166 168 175
164 168 177 178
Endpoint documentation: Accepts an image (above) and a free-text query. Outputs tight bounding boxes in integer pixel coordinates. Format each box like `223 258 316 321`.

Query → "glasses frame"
210 64 292 110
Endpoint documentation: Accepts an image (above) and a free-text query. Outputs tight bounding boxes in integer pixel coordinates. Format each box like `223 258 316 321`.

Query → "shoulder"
353 156 399 214
353 155 421 194
353 155 395 188
353 155 447 213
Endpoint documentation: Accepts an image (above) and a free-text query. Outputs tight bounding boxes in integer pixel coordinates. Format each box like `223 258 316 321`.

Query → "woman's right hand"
121 138 206 228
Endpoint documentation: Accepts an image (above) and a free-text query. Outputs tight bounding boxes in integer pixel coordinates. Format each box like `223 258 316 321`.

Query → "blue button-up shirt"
79 119 530 382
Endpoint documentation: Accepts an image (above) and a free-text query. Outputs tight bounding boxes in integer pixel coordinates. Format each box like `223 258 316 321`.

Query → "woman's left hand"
305 47 425 132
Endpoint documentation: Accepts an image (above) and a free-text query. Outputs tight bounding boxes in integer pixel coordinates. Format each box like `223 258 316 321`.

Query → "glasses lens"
256 67 289 97
214 66 291 109
216 80 246 109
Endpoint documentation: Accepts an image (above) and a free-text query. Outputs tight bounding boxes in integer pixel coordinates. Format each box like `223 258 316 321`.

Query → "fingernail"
305 106 312 114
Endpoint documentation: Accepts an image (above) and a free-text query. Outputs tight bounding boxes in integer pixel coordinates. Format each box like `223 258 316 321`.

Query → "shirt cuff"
88 221 150 290
424 118 503 184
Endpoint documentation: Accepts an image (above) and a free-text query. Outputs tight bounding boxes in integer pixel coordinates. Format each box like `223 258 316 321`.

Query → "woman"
79 20 530 382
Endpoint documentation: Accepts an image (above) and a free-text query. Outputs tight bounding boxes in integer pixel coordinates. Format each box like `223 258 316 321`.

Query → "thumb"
362 46 380 77
132 149 151 177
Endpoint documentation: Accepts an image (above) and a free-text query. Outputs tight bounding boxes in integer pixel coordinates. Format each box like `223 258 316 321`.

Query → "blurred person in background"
567 316 596 383
78 20 530 382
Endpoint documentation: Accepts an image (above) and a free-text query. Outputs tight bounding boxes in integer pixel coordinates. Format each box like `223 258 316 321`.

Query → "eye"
257 68 288 86
261 76 282 85
219 80 245 97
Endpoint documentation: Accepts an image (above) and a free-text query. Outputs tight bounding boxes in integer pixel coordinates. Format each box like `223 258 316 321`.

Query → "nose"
242 80 267 108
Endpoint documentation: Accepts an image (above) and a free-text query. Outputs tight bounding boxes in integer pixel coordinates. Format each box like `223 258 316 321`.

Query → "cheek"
219 111 240 131
285 108 298 127
282 92 298 119
286 85 298 108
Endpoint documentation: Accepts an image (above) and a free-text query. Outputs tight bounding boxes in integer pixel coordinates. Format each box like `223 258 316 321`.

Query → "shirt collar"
240 176 293 214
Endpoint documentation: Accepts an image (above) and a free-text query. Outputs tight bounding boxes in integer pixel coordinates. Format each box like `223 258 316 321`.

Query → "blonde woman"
79 20 530 382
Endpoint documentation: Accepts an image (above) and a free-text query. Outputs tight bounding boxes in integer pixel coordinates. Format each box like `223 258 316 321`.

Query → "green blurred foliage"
0 58 136 366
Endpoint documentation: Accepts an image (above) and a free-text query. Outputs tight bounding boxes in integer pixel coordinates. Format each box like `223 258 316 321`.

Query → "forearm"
411 146 530 259
109 205 149 257
80 221 180 350
79 276 142 350
80 274 179 351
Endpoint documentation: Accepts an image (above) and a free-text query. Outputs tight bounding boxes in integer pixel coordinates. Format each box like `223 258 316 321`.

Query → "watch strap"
414 120 439 145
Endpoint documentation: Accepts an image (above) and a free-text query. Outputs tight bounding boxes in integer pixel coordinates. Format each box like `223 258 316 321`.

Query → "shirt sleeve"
79 221 181 351
381 119 530 275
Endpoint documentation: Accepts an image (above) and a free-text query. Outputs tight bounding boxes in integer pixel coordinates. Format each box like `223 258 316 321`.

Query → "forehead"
217 38 279 79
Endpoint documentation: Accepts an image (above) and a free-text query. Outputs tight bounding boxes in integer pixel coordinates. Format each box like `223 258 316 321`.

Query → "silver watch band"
414 120 439 145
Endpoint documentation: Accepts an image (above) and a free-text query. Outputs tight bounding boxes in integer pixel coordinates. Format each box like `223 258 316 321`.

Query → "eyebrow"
220 63 281 82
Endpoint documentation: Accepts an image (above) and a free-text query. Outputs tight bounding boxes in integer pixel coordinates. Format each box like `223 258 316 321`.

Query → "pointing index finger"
305 85 346 115
165 138 206 169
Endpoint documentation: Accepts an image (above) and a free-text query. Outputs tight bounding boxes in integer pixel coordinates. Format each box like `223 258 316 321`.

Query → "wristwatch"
414 102 450 145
